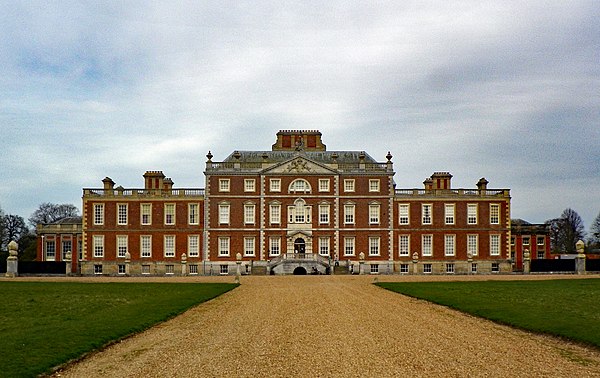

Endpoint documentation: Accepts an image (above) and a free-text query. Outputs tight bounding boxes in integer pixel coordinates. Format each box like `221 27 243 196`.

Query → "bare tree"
589 211 600 249
28 203 79 228
2 214 29 250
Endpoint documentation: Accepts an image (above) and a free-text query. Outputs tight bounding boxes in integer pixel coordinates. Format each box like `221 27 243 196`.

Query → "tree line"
546 208 600 253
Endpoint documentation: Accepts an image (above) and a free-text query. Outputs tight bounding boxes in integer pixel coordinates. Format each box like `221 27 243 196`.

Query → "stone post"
359 252 365 275
235 253 242 283
412 252 419 274
64 250 72 276
181 253 187 276
523 249 530 274
575 240 586 275
5 241 18 278
467 252 473 275
124 251 131 276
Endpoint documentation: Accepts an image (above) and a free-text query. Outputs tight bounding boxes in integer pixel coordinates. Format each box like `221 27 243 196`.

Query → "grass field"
0 281 238 377
377 279 600 348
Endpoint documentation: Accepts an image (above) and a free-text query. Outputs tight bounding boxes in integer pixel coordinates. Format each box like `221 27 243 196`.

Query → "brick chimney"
430 172 453 190
477 177 489 191
143 171 165 190
423 177 434 191
102 177 115 191
272 130 326 151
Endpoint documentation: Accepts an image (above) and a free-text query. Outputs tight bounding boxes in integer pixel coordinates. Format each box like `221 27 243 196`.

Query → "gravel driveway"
54 275 600 377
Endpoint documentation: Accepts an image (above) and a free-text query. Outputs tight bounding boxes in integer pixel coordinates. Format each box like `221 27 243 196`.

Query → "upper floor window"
398 204 409 225
369 179 380 192
398 235 410 256
490 204 500 224
188 235 200 257
93 203 104 225
218 203 230 224
141 235 152 258
117 204 128 225
188 203 199 225
319 237 330 256
270 179 281 192
444 204 455 225
444 234 455 256
467 234 478 256
289 179 311 193
269 237 281 256
244 179 255 192
344 203 355 224
537 237 545 246
219 179 230 192
369 204 380 224
141 203 151 225
422 204 432 225
270 203 281 224
467 204 478 224
288 198 311 224
344 237 355 256
369 237 380 256
218 237 230 256
164 235 175 257
117 235 128 258
164 203 175 225
318 179 330 192
522 236 530 246
319 204 330 224
422 235 433 256
93 235 104 258
344 179 355 192
244 237 255 257
490 234 501 256
244 203 255 224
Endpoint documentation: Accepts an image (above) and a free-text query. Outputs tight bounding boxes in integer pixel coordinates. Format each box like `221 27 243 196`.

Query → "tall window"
467 234 478 256
117 204 128 225
244 179 255 192
422 204 432 225
188 235 200 257
398 235 410 256
319 179 330 192
289 179 311 193
344 237 355 256
218 237 230 256
344 179 355 192
93 235 104 257
444 204 454 225
369 237 380 256
490 204 500 224
219 204 230 224
45 241 56 261
288 199 311 224
369 204 380 224
490 234 500 256
444 235 455 256
244 204 255 224
117 235 128 258
270 179 281 192
244 237 255 256
422 235 433 256
270 204 281 224
141 203 151 225
319 237 330 256
369 179 380 192
164 235 175 257
188 203 199 225
467 204 478 224
269 237 281 256
344 204 355 224
319 204 330 224
62 240 72 260
93 203 104 225
141 235 152 258
398 204 409 225
219 179 230 192
164 204 175 225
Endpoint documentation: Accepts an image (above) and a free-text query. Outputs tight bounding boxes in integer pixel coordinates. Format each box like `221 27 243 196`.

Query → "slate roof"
222 150 380 164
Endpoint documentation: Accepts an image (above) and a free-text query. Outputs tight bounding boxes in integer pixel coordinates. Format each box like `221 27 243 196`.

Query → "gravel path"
54 275 600 377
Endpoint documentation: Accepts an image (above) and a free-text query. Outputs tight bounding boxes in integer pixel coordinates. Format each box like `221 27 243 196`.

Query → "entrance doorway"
293 266 307 275
294 238 306 254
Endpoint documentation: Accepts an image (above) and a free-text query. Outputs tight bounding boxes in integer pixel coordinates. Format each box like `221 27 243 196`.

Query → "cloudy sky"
1 1 598 230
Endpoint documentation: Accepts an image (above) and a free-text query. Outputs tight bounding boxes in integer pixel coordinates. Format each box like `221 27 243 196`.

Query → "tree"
2 214 29 248
589 211 600 249
28 203 79 228
548 208 586 253
546 217 564 253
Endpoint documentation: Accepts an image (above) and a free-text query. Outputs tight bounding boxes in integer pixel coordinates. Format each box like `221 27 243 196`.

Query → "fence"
18 261 67 275
586 259 600 272
530 259 575 273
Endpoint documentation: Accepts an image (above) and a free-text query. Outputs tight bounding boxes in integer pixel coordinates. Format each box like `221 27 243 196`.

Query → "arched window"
288 198 311 224
289 179 311 193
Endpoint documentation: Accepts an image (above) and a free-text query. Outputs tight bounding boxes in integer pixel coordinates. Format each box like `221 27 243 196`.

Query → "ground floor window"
189 264 198 275
370 264 379 274
118 264 126 275
537 250 545 259
142 264 150 274
165 264 174 275
471 263 477 273
220 264 229 275
400 264 409 274
446 263 455 274
94 264 102 275
491 262 500 273
423 263 432 274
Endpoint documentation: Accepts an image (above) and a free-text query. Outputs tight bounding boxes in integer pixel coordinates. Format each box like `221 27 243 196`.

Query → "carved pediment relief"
263 157 336 175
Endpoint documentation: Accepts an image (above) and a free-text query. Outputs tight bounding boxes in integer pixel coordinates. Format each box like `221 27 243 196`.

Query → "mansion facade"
37 130 516 275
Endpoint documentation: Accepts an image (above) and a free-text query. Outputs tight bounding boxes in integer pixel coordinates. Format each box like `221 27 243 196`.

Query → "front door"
294 238 305 254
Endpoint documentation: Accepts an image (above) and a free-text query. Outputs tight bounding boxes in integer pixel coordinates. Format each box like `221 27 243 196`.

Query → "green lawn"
377 279 600 348
0 281 238 377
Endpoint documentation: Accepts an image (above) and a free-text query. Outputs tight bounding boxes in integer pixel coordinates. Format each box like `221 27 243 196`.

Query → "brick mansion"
37 130 550 276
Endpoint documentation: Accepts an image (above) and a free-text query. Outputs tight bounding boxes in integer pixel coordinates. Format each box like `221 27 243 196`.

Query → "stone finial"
65 250 72 261
359 252 365 261
576 240 585 254
206 151 213 161
181 253 187 261
8 241 18 257
386 151 393 161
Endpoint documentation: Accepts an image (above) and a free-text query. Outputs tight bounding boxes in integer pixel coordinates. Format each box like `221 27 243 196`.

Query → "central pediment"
262 156 338 175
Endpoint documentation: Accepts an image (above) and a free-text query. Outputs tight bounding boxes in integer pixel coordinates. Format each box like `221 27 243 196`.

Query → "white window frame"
398 204 409 225
164 235 175 257
471 263 478 273
422 204 432 225
444 203 455 225
344 237 355 256
319 204 330 224
423 263 432 274
467 204 478 225
188 203 199 225
164 203 175 225
117 203 128 225
444 234 455 256
93 235 104 258
369 179 380 192
288 199 311 224
189 264 199 274
289 179 311 193
117 235 128 258
490 204 500 224
93 203 104 225
219 179 230 192
369 237 380 256
344 179 355 192
369 204 380 224
490 234 501 256
61 239 72 260
270 179 281 192
141 203 152 225
219 203 230 225
269 237 281 256
218 237 230 257
467 234 478 256
141 235 152 258
244 237 255 257
398 235 410 256
244 179 256 192
165 264 175 275
318 179 330 192
244 204 255 225
188 235 200 257
422 234 433 257
344 204 355 225
319 237 330 256
270 204 281 224
118 264 126 275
